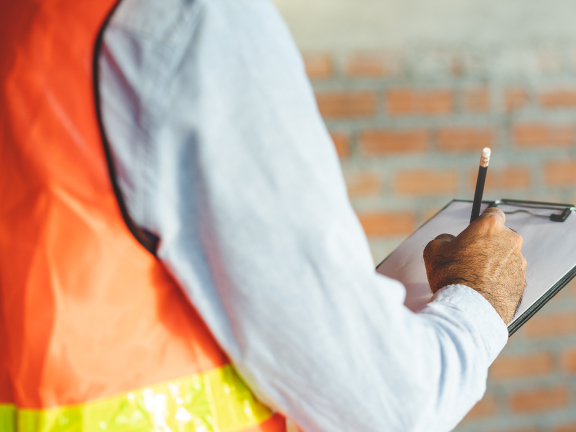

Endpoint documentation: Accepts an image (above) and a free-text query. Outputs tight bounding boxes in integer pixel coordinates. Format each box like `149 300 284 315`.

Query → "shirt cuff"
428 284 509 363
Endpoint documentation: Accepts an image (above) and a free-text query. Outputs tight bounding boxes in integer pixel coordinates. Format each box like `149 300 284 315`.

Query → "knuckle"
481 215 501 234
514 232 524 248
483 207 505 221
486 207 504 216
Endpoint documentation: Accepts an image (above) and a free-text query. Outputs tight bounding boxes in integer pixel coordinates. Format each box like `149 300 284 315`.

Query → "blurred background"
272 1 576 431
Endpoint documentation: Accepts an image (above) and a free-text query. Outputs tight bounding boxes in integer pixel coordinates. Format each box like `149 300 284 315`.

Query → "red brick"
316 92 376 118
490 352 552 380
561 348 576 372
360 129 428 155
330 132 350 159
302 54 333 79
524 312 576 338
469 166 530 191
510 387 568 413
396 170 457 196
423 91 454 114
505 88 529 112
438 127 494 152
345 53 398 77
357 211 415 238
387 89 454 116
555 423 576 432
545 161 576 186
464 88 490 112
345 172 382 198
496 166 531 189
512 123 575 147
462 395 497 420
540 89 576 108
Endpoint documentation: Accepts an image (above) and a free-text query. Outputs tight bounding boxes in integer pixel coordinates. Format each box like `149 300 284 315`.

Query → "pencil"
470 147 491 223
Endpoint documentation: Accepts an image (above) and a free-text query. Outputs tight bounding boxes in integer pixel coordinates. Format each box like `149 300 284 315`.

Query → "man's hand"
423 206 527 324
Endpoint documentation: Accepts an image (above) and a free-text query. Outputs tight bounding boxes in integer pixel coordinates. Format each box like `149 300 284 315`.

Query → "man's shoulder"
107 0 205 42
107 0 284 42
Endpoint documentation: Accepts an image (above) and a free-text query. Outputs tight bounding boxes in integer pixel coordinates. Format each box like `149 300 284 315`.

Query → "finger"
479 206 506 225
434 233 456 244
424 233 455 262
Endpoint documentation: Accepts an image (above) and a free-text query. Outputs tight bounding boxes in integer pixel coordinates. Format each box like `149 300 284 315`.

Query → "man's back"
0 1 284 430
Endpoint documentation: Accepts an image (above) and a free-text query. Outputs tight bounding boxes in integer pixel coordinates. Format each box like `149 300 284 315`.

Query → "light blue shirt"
98 0 508 430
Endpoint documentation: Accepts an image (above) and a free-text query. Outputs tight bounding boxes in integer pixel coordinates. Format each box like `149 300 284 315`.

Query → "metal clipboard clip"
490 198 576 223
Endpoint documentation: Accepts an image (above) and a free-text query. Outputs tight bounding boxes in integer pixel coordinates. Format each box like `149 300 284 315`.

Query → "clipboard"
376 199 576 336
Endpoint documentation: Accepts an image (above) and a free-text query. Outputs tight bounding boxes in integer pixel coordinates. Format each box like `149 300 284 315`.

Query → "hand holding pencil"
423 148 527 324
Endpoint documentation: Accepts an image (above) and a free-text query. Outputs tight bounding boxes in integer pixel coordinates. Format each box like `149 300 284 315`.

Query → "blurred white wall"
271 0 576 51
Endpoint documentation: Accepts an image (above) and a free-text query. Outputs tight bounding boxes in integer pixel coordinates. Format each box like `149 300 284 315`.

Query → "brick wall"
305 48 576 431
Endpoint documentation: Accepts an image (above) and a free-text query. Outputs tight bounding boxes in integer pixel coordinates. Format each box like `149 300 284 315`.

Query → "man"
0 0 525 431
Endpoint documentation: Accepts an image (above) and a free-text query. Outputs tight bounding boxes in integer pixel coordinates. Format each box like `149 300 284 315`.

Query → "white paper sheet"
376 200 576 327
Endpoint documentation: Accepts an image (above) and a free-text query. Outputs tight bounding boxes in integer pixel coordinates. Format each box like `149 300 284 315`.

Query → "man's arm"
98 0 519 430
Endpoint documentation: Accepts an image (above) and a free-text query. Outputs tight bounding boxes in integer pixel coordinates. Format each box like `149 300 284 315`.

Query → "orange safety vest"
0 1 286 431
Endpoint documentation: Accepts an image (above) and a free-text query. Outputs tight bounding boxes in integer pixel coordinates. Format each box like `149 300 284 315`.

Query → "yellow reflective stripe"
0 404 16 432
8 365 272 432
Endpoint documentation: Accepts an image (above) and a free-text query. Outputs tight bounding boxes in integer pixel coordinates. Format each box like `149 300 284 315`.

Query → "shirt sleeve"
98 0 509 431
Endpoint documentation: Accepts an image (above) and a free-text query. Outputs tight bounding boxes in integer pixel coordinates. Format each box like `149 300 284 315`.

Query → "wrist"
427 284 509 362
